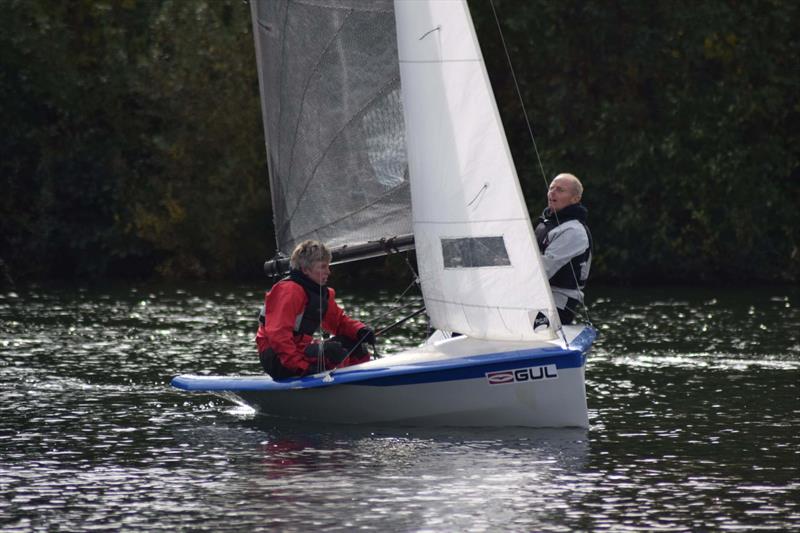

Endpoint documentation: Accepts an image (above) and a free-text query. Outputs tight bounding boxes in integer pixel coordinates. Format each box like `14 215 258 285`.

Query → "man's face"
547 177 580 213
303 260 330 286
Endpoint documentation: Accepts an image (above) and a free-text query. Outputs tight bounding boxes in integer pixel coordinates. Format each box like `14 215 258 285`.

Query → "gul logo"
486 364 558 385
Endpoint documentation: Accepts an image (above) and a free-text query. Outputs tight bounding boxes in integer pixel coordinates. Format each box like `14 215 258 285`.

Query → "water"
1 283 798 531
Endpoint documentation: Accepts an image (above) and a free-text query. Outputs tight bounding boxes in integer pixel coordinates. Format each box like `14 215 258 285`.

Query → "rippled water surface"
1 283 798 531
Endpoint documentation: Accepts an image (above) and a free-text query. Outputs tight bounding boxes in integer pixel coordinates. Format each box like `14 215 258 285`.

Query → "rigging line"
356 254 420 335
328 256 419 375
487 0 549 195
488 0 590 326
372 289 421 331
382 278 418 313
375 307 427 337
400 248 420 287
318 280 325 374
332 255 422 373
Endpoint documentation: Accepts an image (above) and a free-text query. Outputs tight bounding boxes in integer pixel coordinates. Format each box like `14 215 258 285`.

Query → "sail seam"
414 218 529 224
425 297 547 312
294 0 391 12
282 76 403 245
399 59 481 64
291 184 411 244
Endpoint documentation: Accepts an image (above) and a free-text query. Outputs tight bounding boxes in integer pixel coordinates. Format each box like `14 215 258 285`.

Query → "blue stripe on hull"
357 349 583 387
171 326 595 392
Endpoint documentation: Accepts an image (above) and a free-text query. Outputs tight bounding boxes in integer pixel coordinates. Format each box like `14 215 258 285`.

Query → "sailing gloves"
303 328 375 366
358 327 376 345
304 341 347 364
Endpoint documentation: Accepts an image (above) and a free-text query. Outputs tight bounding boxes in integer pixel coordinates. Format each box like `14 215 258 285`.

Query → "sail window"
441 237 511 268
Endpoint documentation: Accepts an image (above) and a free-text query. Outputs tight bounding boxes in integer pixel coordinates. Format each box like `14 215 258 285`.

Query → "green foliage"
1 0 797 284
121 0 270 279
1 0 148 279
1 0 269 282
471 0 799 283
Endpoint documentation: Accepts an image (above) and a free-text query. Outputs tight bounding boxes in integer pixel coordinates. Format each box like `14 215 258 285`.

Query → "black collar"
541 203 588 224
288 269 326 292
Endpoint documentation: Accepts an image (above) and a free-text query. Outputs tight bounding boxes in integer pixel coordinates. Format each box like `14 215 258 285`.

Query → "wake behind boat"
171 0 596 428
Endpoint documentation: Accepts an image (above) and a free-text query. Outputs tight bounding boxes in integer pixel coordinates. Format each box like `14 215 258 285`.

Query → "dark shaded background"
1 0 797 285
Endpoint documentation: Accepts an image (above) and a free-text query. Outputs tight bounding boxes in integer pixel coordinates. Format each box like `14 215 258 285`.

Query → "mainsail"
394 0 560 340
250 0 412 258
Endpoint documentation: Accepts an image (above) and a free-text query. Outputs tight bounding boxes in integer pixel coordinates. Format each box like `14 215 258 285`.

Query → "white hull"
237 366 587 427
172 325 594 428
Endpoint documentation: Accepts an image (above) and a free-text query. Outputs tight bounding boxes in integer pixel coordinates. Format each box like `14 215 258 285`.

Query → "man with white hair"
534 173 593 325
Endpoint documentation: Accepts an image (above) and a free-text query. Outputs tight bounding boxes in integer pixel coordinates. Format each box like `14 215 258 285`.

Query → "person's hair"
290 240 331 271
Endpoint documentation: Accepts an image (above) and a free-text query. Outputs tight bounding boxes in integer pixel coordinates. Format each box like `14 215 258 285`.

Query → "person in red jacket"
256 240 374 380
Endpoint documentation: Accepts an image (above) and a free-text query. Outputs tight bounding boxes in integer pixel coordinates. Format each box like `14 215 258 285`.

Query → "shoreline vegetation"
2 0 797 286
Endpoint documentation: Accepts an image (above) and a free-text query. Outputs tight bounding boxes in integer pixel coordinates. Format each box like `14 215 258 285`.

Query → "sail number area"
485 364 558 385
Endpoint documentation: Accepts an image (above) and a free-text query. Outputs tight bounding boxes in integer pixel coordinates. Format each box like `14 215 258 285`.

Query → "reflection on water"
1 283 798 531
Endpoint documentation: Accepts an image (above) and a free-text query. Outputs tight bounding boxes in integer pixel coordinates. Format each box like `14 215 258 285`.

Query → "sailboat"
171 0 596 427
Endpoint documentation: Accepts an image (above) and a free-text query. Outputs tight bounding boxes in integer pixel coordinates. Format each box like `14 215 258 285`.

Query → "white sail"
394 0 559 340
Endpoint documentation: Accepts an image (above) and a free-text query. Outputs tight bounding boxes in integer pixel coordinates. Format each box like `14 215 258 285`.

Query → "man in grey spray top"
534 173 593 325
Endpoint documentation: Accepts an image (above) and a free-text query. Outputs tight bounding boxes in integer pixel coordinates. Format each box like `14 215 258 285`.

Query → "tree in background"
472 0 798 283
124 0 269 279
1 0 269 282
1 0 797 284
1 0 152 280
